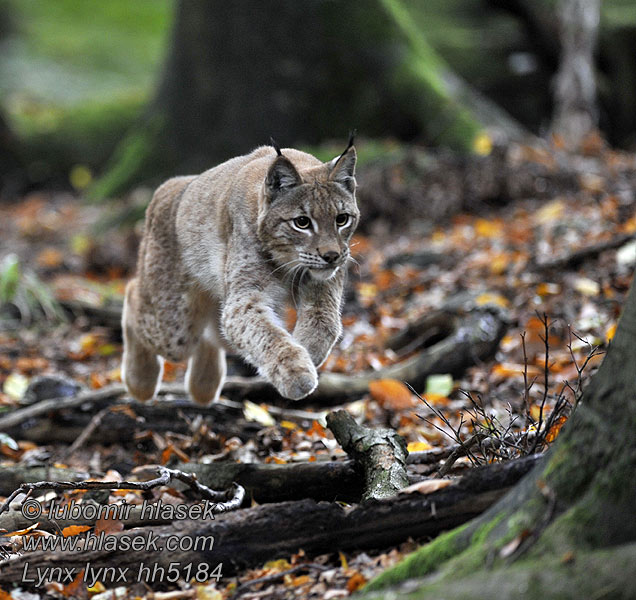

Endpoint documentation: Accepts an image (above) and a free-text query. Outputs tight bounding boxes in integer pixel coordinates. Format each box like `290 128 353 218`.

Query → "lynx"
122 138 359 403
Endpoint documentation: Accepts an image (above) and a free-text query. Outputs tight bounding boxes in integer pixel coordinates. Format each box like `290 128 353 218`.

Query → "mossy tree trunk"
358 275 636 599
91 0 524 200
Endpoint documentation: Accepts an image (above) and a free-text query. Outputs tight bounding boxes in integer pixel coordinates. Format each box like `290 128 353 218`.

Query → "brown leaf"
94 514 124 536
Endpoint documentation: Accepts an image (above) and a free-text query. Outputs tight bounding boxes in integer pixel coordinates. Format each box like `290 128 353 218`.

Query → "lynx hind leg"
185 330 226 405
122 279 164 402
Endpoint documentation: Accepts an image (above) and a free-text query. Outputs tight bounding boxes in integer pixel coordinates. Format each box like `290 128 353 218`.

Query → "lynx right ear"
328 146 357 194
265 155 302 201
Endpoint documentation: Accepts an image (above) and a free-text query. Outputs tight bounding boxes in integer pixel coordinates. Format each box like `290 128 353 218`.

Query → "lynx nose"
321 250 340 264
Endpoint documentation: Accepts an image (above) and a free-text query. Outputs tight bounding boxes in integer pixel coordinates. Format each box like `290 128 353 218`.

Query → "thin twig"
59 405 112 462
0 466 245 518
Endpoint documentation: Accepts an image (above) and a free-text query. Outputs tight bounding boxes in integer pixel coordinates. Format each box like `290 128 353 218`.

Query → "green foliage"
0 253 20 304
0 0 173 177
0 254 65 325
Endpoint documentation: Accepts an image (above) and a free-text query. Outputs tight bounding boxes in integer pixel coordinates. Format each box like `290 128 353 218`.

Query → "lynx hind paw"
269 351 318 400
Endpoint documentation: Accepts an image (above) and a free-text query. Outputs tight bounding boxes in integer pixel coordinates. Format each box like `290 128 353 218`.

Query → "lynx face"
258 148 359 282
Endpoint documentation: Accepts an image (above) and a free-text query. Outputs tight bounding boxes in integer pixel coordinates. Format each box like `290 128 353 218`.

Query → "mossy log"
358 275 636 598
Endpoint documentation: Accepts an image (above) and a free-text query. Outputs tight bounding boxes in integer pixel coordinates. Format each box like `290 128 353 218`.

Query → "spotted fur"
122 144 359 403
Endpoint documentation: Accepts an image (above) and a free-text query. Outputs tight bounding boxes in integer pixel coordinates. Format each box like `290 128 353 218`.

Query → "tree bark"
91 0 526 199
551 0 600 148
360 274 636 597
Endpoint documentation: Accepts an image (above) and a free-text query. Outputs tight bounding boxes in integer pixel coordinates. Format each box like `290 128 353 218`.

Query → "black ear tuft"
265 156 302 200
270 137 282 156
335 129 356 164
328 131 357 194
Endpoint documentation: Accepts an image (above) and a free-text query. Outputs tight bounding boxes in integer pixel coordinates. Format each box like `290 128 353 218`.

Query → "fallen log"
0 455 541 585
533 232 636 271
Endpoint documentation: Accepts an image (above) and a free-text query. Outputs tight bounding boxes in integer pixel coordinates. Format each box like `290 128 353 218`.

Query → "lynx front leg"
185 332 226 405
222 292 317 400
293 271 344 367
121 279 164 401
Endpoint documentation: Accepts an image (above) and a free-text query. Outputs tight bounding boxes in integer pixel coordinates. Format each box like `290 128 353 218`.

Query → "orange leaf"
491 363 542 379
474 218 503 238
346 572 367 593
0 589 12 600
306 420 327 438
62 525 91 537
284 574 311 587
90 372 107 389
369 379 415 410
546 415 568 443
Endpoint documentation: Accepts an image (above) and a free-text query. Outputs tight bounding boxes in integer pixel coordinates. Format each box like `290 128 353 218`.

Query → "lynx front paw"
269 347 318 400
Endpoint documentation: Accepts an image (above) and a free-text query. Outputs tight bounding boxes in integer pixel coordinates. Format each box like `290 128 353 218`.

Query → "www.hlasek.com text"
22 529 214 553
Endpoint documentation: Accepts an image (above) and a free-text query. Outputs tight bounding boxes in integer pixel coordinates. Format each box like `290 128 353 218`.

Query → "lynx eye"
335 213 350 227
293 216 311 230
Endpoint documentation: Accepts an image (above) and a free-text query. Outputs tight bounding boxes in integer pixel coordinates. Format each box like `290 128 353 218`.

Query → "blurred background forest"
2 0 636 198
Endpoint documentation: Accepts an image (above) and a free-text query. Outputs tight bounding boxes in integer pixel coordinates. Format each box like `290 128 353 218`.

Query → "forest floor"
0 138 635 598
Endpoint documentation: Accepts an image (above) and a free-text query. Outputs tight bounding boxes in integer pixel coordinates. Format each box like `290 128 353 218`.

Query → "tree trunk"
91 0 525 199
551 0 600 148
360 273 636 598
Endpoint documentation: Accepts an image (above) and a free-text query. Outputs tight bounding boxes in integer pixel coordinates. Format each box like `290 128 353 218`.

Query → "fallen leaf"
491 363 543 378
263 558 291 572
400 479 453 495
536 199 564 223
473 132 492 156
62 525 91 537
243 401 276 426
546 415 568 443
285 574 311 587
424 374 454 397
474 218 503 238
407 441 432 452
3 372 29 401
95 514 124 536
346 571 367 593
573 277 600 296
475 292 509 308
369 379 415 410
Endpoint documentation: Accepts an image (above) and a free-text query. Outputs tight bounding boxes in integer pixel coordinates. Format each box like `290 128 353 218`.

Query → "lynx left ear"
265 155 302 200
328 136 357 194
